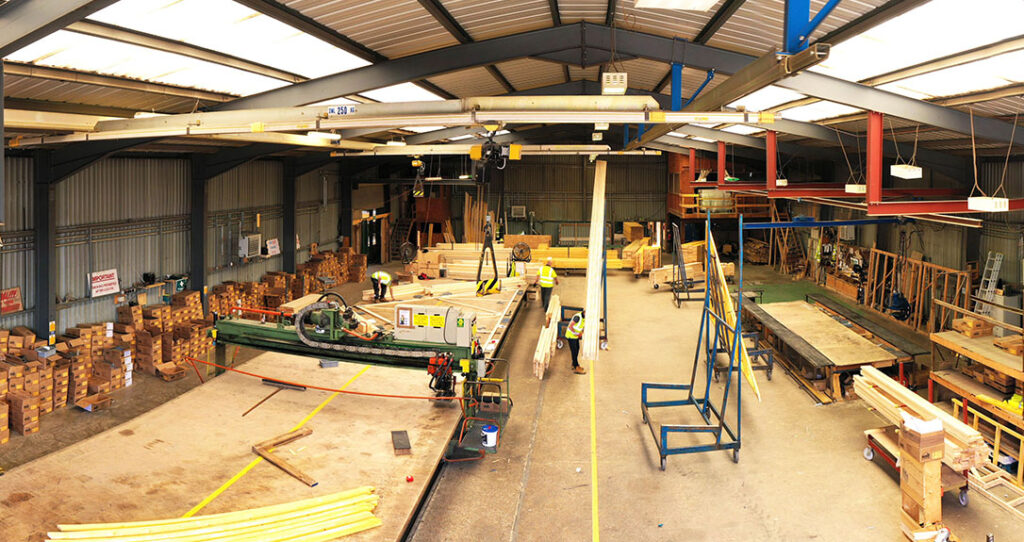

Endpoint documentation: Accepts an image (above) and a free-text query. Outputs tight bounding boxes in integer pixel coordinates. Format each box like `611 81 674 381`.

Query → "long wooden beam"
581 161 607 365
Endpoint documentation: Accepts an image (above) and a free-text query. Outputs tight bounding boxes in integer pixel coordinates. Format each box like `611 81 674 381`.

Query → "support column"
339 162 353 244
189 156 208 294
33 150 56 336
766 130 777 190
867 111 884 204
688 148 696 186
717 141 727 184
670 63 683 112
1 69 5 227
282 160 297 272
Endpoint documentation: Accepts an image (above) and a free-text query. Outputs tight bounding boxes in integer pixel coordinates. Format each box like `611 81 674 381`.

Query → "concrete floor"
2 263 1021 541
410 266 1020 541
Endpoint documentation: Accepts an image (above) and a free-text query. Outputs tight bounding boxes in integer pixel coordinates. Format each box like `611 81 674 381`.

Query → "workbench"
741 299 904 402
0 353 464 542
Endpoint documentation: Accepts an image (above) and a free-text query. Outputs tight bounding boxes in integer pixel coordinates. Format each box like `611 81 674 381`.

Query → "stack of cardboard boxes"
349 253 368 283
0 399 8 444
899 414 947 540
7 390 39 435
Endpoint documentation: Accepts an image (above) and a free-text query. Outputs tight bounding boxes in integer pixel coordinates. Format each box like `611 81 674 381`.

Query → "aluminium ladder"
973 251 1003 316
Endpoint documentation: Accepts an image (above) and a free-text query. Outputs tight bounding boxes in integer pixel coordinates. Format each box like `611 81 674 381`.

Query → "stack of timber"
993 334 1023 356
533 294 561 379
853 366 988 471
951 316 993 338
622 222 645 242
632 245 662 276
360 277 527 302
503 235 551 249
680 240 705 264
581 161 608 365
45 487 382 542
621 237 650 260
898 414 947 538
463 193 491 244
744 238 770 264
649 262 705 289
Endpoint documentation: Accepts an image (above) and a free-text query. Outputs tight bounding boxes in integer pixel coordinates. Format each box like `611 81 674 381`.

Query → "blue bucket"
481 424 499 447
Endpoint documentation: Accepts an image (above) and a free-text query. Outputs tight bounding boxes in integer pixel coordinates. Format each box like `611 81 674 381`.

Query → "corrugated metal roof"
568 65 600 81
494 58 565 90
3 74 213 113
427 67 508 97
279 0 460 59
614 1 724 40
440 0 553 41
616 58 670 92
706 0 890 56
558 0 608 24
960 97 1024 118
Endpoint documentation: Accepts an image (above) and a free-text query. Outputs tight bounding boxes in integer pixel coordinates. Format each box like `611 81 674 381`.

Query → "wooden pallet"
969 463 1024 520
993 334 1024 356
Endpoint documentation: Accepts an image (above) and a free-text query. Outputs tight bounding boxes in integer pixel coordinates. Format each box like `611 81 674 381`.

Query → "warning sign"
429 315 445 328
456 318 465 328
1 287 23 315
90 269 121 297
413 314 429 327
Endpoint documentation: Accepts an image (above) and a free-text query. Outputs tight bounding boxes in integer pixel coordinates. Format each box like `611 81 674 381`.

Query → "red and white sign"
90 269 121 297
266 238 281 256
1 287 23 315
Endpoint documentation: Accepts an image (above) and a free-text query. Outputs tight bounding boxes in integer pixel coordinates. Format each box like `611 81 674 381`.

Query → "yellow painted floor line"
182 365 371 518
589 362 600 542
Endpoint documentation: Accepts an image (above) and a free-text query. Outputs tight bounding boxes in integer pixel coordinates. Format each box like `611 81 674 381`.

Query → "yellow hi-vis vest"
371 271 392 285
565 314 585 339
538 265 557 288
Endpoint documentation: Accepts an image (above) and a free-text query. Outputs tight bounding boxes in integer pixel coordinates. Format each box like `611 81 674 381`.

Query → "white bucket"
481 424 499 447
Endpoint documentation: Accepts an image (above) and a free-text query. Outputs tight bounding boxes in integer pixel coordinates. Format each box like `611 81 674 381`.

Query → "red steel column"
766 130 777 190
717 140 726 184
688 148 695 188
867 111 883 204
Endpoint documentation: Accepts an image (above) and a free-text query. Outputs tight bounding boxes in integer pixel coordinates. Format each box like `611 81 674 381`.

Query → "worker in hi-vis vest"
535 257 559 310
564 311 587 375
370 270 395 302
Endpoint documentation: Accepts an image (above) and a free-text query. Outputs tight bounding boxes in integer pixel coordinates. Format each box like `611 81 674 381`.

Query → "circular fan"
399 242 418 264
512 242 531 262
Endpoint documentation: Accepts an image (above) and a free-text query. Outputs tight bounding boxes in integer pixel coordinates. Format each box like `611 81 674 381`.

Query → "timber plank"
806 294 927 356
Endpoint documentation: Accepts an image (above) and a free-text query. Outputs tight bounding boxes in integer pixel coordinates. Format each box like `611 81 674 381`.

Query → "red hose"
184 356 470 402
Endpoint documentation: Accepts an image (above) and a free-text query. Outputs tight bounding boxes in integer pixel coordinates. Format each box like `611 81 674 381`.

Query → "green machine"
213 292 512 458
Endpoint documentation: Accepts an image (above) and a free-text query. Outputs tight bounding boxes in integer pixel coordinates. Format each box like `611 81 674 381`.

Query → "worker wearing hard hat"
564 310 587 375
370 270 396 302
535 257 559 310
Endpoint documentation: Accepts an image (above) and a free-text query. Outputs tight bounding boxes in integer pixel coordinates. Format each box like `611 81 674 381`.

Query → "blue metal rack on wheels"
641 213 746 470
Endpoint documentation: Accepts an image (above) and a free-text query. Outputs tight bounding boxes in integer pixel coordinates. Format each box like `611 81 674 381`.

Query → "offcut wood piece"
622 221 645 242
707 232 761 401
47 487 382 541
853 366 988 471
631 245 662 276
993 334 1023 355
952 317 993 338
391 430 411 456
252 427 318 487
533 294 561 379
503 235 551 249
581 161 607 365
621 237 650 260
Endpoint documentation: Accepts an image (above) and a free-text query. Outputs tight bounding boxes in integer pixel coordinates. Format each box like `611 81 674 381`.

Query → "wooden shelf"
930 370 1024 431
931 331 1024 382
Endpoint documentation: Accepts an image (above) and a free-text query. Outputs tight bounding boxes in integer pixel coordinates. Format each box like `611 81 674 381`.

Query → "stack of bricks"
7 390 39 435
349 252 368 283
899 416 946 540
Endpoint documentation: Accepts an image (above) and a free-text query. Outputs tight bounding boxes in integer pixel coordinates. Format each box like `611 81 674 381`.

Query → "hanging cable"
889 119 904 164
969 108 984 198
995 106 1020 199
834 127 859 184
909 124 920 167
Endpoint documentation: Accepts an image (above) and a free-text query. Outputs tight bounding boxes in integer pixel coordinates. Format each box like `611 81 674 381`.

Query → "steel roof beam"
548 0 562 26
815 0 931 46
66 20 306 83
415 0 515 93
0 0 119 57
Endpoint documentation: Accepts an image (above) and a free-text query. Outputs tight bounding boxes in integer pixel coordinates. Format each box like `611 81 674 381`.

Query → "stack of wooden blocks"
951 316 993 338
171 290 204 322
899 416 946 540
349 253 368 282
7 390 39 435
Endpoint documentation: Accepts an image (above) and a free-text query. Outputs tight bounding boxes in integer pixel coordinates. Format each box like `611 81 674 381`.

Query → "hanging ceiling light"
307 131 341 141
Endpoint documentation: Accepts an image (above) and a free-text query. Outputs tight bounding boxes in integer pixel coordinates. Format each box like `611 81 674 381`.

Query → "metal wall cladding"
502 155 667 223
208 256 283 288
57 157 188 226
208 160 283 213
877 222 966 271
980 161 1024 223
0 247 35 330
297 203 341 250
978 224 1022 286
4 156 33 230
296 166 338 203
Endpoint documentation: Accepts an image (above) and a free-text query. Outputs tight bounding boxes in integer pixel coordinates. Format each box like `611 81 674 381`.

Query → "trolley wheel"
766 369 773 381
713 369 720 383
863 446 874 461
958 488 969 507
641 411 648 425
653 283 659 290
732 449 739 463
556 339 564 350
600 340 608 351
660 457 666 471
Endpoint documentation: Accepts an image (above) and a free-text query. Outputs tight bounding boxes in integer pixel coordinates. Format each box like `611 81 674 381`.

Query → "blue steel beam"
783 0 842 54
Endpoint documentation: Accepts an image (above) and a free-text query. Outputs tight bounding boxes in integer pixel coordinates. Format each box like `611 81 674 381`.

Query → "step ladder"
973 251 1003 316
389 218 414 260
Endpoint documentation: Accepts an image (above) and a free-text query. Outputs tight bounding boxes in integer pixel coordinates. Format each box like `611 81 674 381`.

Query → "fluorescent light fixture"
776 178 789 187
425 176 443 181
890 164 923 179
635 0 718 9
307 131 341 141
592 132 604 141
386 138 407 146
134 112 167 119
595 122 609 131
458 174 472 180
845 183 866 194
601 72 628 95
968 196 1009 212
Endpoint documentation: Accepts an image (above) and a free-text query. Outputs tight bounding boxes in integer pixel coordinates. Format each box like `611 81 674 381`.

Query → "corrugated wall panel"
208 160 283 212
4 156 33 230
979 224 1021 286
57 157 188 226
